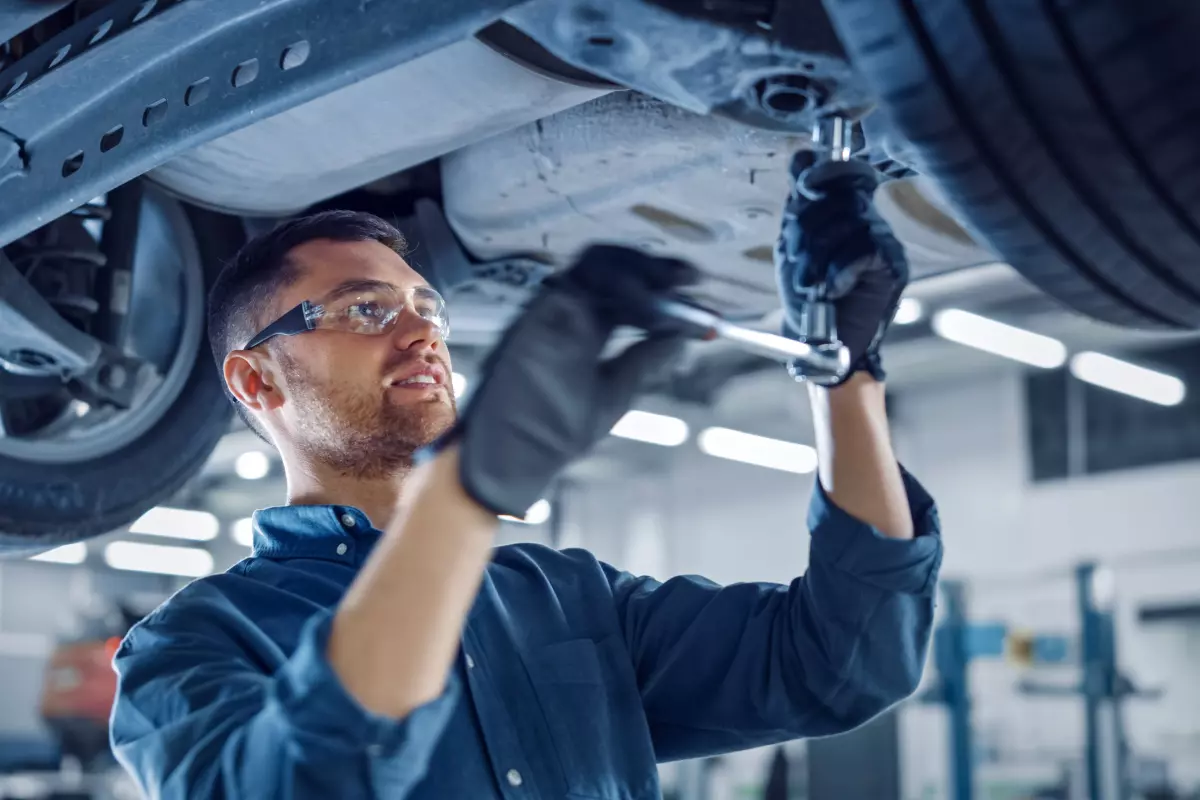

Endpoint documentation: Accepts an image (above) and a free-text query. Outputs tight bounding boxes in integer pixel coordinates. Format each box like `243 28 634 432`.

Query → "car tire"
823 0 1200 329
0 202 242 555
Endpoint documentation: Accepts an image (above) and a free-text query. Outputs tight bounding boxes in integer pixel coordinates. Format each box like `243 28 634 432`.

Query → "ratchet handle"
651 297 850 383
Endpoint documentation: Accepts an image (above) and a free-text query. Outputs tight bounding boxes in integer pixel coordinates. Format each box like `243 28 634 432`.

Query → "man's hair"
207 210 408 440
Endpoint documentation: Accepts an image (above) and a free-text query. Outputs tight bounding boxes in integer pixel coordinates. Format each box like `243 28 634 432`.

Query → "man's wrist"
808 370 885 404
405 445 500 532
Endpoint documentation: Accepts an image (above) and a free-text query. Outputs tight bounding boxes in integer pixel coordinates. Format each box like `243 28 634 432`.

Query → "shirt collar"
250 504 380 564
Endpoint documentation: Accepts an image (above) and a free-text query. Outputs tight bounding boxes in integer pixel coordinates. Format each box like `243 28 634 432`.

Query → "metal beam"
0 0 531 247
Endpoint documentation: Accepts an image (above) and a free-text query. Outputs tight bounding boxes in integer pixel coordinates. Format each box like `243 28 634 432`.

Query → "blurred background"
2 313 1199 800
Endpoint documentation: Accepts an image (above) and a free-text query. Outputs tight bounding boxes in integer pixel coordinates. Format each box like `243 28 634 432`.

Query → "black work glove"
774 151 910 384
434 245 698 519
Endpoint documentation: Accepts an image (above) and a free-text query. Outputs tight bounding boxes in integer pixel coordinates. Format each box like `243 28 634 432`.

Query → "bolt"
101 363 128 390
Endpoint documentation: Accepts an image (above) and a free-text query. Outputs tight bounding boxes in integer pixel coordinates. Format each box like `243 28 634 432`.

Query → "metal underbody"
0 0 1004 398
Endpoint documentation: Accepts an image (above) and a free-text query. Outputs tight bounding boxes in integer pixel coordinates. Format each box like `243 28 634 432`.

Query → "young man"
110 153 942 799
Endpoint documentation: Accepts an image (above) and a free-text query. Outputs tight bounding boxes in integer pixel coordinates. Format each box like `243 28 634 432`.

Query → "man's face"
263 239 456 477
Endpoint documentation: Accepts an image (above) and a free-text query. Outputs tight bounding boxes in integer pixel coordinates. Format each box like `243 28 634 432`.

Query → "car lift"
924 564 1156 800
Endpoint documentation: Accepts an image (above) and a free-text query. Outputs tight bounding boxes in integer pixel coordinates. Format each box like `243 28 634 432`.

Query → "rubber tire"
823 0 1200 329
0 205 242 555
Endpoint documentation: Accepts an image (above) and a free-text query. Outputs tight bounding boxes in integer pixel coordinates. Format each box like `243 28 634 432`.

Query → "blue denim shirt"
111 473 941 799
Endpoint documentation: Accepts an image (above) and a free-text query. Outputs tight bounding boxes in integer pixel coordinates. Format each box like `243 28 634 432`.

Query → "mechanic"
109 151 943 799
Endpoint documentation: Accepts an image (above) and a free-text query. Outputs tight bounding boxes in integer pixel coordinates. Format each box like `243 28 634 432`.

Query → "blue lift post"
933 580 975 800
927 580 1007 800
1017 563 1149 800
1076 563 1129 800
929 568 1141 800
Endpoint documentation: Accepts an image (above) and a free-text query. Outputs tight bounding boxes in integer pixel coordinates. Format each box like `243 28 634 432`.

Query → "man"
110 152 942 799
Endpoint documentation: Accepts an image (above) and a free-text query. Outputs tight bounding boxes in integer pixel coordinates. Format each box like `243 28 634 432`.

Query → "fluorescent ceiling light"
452 372 467 398
104 541 214 578
500 499 552 525
931 309 1067 368
893 298 923 325
698 427 818 474
129 506 219 541
231 517 255 548
235 450 271 480
1069 352 1186 406
610 410 689 447
29 543 87 565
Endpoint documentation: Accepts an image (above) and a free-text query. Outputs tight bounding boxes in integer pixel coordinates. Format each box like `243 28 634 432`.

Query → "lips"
388 363 446 388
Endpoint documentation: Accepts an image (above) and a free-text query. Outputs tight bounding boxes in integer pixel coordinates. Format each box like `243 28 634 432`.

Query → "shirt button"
340 513 356 528
465 653 475 669
336 543 348 556
506 769 523 787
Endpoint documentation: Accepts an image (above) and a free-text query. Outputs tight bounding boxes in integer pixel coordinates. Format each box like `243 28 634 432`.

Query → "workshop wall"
563 366 1200 797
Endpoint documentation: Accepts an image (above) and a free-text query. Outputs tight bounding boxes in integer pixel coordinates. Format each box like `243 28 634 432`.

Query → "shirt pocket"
524 636 657 800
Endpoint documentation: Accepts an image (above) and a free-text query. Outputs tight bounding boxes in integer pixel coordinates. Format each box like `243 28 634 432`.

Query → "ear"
224 351 285 414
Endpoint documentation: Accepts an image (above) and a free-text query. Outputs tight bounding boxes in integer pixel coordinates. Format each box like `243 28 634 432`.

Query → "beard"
278 350 457 480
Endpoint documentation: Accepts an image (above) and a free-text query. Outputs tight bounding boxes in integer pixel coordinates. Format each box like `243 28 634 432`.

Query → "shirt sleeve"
111 601 459 799
603 466 942 763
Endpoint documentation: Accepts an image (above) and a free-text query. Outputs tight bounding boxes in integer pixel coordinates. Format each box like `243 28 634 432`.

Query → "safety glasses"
243 280 450 350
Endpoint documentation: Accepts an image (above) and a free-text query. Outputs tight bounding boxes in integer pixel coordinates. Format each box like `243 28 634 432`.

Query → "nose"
389 309 442 353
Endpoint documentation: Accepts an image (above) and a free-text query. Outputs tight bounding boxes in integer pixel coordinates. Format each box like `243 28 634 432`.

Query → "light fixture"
235 450 271 480
129 506 219 541
697 427 818 474
29 542 87 565
931 309 1067 368
610 410 689 447
893 297 923 326
103 541 214 577
500 499 552 525
1069 352 1186 406
452 372 467 398
231 517 255 548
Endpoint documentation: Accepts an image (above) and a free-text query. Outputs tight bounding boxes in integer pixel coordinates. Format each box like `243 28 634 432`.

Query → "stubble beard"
282 355 457 480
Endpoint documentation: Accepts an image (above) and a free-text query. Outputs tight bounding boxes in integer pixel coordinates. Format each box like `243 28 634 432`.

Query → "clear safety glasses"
243 281 450 350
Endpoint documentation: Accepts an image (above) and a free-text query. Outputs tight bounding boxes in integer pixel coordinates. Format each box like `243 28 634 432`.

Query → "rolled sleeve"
112 601 460 799
274 609 461 756
806 465 942 595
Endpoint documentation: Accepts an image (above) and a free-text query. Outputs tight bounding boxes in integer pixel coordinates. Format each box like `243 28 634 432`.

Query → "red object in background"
38 638 121 724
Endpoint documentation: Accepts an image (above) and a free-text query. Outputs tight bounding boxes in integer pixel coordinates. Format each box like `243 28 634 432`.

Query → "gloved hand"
774 151 910 384
434 245 698 519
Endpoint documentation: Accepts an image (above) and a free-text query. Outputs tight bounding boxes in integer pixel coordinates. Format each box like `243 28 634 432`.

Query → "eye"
335 295 395 333
413 289 448 329
346 301 385 320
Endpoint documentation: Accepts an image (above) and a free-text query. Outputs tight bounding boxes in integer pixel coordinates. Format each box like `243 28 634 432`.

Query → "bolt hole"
143 98 168 127
4 73 27 98
132 0 157 24
185 77 210 106
49 44 71 70
587 35 615 47
280 40 310 70
90 19 114 45
62 151 85 178
754 74 825 116
100 125 124 153
766 90 808 114
232 58 259 88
